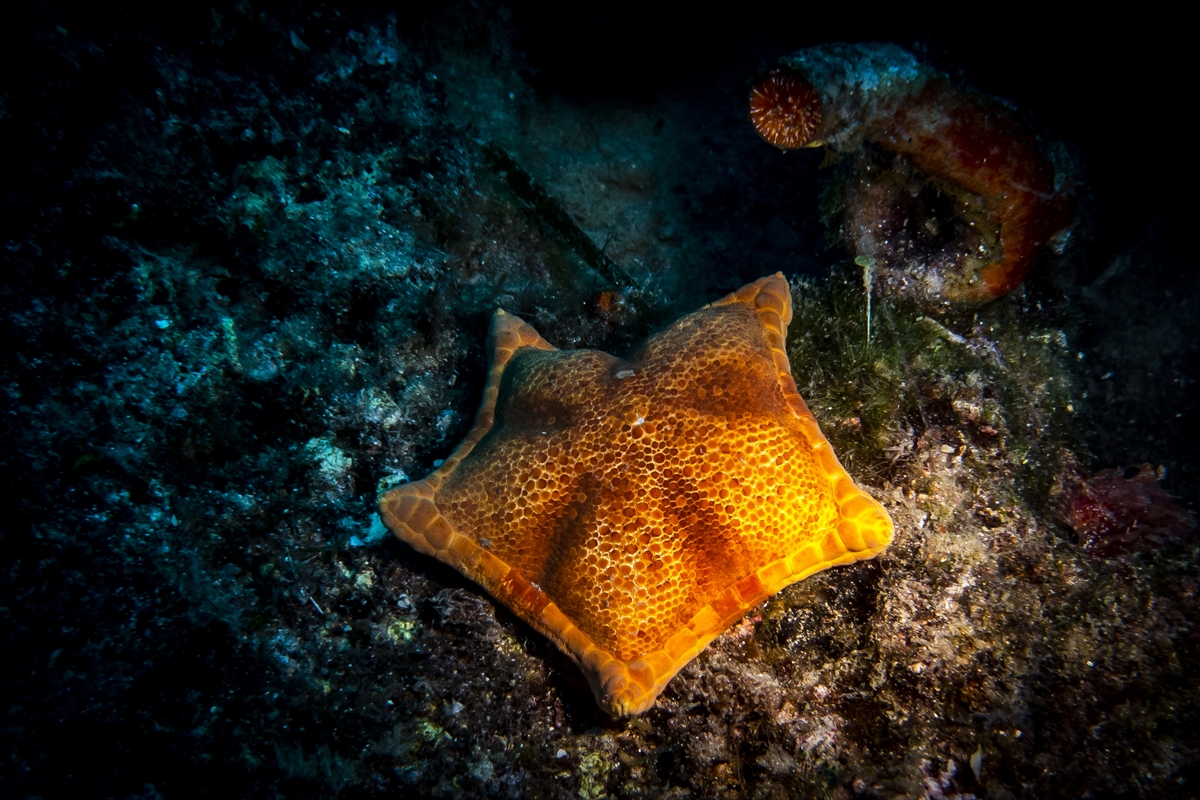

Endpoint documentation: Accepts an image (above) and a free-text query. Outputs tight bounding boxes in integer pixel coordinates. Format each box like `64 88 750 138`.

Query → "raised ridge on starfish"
379 274 894 715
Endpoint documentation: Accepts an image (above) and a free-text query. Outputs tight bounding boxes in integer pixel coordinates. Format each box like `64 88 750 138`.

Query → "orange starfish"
379 275 894 715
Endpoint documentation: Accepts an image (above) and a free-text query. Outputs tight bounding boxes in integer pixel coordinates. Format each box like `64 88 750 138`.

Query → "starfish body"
379 275 893 715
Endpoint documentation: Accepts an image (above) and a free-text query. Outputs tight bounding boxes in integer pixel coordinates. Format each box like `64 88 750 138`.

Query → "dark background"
503 2 1190 270
3 2 1189 271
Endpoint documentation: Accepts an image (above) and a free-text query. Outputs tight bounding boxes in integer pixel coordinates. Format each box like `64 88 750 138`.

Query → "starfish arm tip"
378 479 457 555
487 311 558 367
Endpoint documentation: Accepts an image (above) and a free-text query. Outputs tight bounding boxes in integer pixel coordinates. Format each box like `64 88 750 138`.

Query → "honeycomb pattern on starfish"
379 274 894 715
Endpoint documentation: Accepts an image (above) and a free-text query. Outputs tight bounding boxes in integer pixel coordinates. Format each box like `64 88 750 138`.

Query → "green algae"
385 618 419 645
787 263 1083 504
577 750 613 800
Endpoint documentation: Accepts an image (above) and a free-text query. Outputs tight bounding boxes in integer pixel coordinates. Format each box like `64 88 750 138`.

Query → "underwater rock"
6 4 1199 797
1053 460 1197 558
750 42 1074 308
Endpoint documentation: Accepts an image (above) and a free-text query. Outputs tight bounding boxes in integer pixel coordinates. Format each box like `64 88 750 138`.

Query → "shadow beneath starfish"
382 539 620 731
494 604 622 732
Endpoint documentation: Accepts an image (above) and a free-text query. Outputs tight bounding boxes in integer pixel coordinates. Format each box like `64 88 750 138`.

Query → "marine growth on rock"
1054 461 1197 558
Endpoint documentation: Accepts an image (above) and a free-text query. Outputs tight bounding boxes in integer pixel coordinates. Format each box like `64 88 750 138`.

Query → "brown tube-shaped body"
750 43 1073 305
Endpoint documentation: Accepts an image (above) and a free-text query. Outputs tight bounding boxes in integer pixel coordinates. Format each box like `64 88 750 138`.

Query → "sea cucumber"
750 43 1074 306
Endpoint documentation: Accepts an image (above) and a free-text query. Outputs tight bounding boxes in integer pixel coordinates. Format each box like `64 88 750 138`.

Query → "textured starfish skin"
379 274 894 715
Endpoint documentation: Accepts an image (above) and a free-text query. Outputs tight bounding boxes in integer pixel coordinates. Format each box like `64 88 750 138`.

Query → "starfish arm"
378 309 554 556
708 272 811 418
588 478 892 716
437 310 558 481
